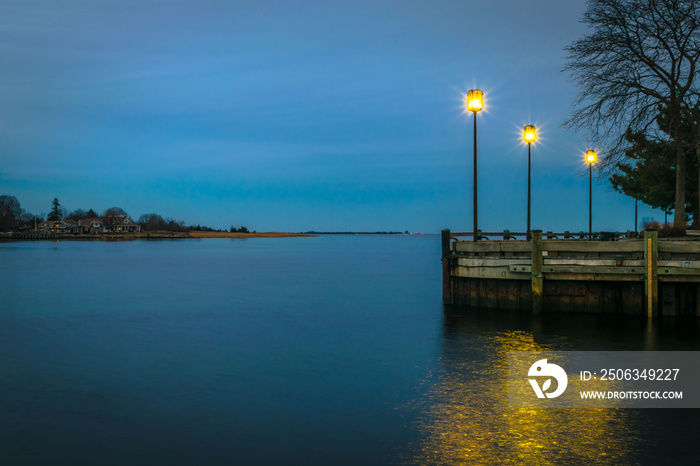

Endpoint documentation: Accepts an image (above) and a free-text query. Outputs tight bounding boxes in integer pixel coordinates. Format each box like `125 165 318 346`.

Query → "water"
0 235 698 465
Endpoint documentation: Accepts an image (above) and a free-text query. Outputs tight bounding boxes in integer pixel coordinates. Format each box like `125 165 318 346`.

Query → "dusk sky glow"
0 0 666 232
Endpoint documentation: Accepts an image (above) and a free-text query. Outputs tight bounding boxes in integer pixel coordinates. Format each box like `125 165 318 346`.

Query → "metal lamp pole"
528 140 531 240
473 111 478 242
466 89 483 242
586 150 596 240
524 125 536 241
589 163 592 240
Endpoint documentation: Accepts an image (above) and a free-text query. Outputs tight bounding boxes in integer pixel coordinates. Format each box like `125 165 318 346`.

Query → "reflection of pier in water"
406 310 700 465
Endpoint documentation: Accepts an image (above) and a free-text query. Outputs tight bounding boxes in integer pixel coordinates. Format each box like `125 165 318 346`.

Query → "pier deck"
442 229 700 316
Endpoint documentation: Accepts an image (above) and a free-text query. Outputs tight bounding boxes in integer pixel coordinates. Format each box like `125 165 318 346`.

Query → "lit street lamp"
586 150 597 240
524 125 536 240
465 89 483 242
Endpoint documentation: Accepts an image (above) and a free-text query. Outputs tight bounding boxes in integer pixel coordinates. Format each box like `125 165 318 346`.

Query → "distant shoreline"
0 231 314 241
188 231 312 239
0 231 427 241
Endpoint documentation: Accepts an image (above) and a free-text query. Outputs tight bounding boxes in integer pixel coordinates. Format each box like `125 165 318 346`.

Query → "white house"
79 216 141 234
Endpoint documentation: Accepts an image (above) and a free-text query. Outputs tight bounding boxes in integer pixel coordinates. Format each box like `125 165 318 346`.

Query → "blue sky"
0 0 666 232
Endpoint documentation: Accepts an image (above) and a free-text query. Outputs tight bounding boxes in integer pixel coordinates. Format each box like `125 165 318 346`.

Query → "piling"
531 230 543 313
442 229 452 304
644 229 658 318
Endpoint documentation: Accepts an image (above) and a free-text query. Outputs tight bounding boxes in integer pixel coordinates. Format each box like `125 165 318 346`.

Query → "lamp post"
586 150 597 240
524 125 536 241
466 89 483 242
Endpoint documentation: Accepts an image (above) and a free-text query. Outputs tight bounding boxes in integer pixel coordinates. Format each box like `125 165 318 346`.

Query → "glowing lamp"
524 125 536 143
466 89 483 113
586 150 597 164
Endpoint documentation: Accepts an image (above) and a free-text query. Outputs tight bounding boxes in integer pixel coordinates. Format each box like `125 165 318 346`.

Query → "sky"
0 0 667 232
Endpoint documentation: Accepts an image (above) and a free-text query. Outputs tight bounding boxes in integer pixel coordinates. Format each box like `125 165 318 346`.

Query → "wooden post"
531 230 543 313
644 229 658 317
441 229 453 305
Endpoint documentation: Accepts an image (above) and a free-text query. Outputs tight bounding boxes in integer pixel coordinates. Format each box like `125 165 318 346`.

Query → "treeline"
137 213 187 232
0 195 251 233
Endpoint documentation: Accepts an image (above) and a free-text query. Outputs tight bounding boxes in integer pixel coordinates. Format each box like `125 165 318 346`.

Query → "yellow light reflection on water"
407 331 637 465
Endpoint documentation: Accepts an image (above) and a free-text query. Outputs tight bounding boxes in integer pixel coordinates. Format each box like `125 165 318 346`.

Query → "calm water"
1 235 699 465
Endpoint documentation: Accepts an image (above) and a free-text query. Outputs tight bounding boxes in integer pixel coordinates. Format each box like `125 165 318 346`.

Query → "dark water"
0 235 698 465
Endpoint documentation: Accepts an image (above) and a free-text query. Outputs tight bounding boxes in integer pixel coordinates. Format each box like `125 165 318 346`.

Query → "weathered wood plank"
486 279 497 308
545 259 645 266
658 275 700 282
657 260 700 268
496 280 509 309
542 265 644 275
657 267 700 275
454 241 531 253
454 242 500 253
621 283 643 314
453 265 529 280
586 282 602 313
543 241 644 253
658 242 700 253
543 272 644 281
601 284 617 313
454 264 700 281
506 280 519 310
500 242 533 252
453 239 699 254
458 258 531 267
508 264 531 273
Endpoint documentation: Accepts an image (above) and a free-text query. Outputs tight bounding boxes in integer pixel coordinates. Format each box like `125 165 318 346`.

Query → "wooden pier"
4 232 61 240
442 229 700 316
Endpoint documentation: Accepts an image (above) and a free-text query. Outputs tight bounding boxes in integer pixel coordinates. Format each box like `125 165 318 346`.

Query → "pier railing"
442 229 700 317
449 230 638 240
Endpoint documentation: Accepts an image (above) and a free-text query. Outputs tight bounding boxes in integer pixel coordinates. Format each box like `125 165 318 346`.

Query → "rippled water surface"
1 235 698 465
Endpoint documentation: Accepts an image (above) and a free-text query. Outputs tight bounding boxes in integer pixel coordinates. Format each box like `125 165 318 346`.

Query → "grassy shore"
187 231 312 238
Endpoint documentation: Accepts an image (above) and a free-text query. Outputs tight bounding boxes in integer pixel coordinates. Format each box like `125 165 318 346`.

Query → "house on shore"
80 216 141 233
38 219 78 234
38 216 141 234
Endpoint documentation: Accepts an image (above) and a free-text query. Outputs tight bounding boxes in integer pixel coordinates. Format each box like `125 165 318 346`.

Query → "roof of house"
81 217 103 226
81 216 139 227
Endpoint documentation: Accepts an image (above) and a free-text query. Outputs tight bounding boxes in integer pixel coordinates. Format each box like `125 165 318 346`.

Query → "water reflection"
406 308 700 465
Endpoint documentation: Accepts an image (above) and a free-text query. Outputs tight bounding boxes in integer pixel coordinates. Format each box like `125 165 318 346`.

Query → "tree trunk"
697 147 700 228
673 116 686 231
697 122 700 229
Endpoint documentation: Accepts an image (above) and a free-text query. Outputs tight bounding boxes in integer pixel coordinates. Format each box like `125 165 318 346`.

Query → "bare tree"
102 206 128 217
103 209 124 232
67 208 89 221
138 213 166 231
564 0 700 229
0 195 22 231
